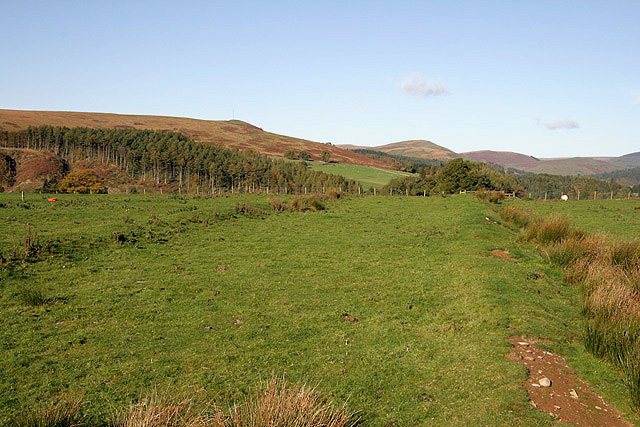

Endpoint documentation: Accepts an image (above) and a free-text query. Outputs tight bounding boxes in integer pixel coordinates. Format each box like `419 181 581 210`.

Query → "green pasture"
0 193 637 425
509 199 640 239
307 162 413 190
277 157 413 189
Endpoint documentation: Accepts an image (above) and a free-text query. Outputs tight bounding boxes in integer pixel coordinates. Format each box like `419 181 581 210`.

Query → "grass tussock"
19 287 50 306
502 206 640 408
500 206 537 229
15 395 83 427
227 377 358 427
113 378 357 427
114 391 223 427
475 189 506 204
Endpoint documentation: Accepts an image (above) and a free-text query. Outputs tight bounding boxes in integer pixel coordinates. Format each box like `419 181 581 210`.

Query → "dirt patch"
506 336 632 426
491 249 517 262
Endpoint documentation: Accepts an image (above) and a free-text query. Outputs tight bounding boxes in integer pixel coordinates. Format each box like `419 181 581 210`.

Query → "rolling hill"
339 140 457 160
0 109 389 169
462 150 627 175
461 150 540 170
606 152 640 168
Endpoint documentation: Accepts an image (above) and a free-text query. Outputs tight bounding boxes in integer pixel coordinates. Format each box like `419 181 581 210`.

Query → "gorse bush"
502 206 640 409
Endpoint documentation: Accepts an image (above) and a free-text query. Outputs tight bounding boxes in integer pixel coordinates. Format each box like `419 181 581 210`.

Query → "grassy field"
0 193 637 425
307 161 413 190
509 199 640 239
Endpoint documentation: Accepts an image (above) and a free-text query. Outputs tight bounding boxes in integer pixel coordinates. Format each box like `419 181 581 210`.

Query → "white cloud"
399 73 449 98
632 91 640 105
536 118 580 130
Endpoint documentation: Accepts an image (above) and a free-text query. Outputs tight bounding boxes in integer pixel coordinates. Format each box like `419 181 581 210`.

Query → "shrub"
58 169 107 194
235 202 263 218
290 197 302 211
298 151 311 161
270 198 289 212
304 196 325 211
10 225 54 262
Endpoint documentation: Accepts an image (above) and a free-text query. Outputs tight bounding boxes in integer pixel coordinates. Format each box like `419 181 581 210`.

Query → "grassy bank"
0 193 636 425
500 202 640 409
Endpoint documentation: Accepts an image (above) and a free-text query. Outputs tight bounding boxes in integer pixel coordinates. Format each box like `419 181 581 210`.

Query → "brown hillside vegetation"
340 140 457 160
462 150 540 170
463 150 627 175
0 148 67 192
0 109 390 169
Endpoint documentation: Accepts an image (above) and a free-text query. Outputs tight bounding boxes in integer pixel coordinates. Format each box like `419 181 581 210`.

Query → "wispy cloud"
536 118 580 130
399 73 449 98
632 91 640 105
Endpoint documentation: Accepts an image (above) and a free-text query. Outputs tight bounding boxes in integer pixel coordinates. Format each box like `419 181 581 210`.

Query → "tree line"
380 158 628 198
0 126 361 194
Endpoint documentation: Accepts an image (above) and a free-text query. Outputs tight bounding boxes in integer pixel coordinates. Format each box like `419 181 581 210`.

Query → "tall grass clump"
114 390 222 427
19 287 50 306
501 205 640 409
475 189 506 204
114 378 358 427
15 395 83 427
227 377 358 427
500 206 536 229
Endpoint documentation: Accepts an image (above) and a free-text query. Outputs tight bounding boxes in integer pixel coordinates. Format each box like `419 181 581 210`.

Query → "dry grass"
15 395 83 427
227 377 358 427
475 189 506 204
502 206 640 408
113 378 358 427
114 390 223 427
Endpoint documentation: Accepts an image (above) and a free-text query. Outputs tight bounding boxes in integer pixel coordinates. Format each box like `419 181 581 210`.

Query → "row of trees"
0 126 361 194
380 158 519 195
379 158 628 198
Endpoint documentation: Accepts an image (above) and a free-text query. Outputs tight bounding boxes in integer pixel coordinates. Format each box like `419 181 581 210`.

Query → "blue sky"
2 0 639 157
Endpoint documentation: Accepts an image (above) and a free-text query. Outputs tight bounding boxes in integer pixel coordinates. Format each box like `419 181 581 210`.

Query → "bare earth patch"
506 336 632 426
490 249 517 262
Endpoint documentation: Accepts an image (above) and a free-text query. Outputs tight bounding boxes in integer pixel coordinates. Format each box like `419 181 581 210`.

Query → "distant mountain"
461 151 539 170
462 150 626 175
606 152 640 168
0 109 389 169
339 140 457 160
526 157 626 175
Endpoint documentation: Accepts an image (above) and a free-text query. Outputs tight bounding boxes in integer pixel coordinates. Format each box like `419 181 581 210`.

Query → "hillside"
461 150 540 170
462 150 626 175
607 151 640 168
0 148 67 192
526 157 627 175
339 140 457 160
0 109 389 169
